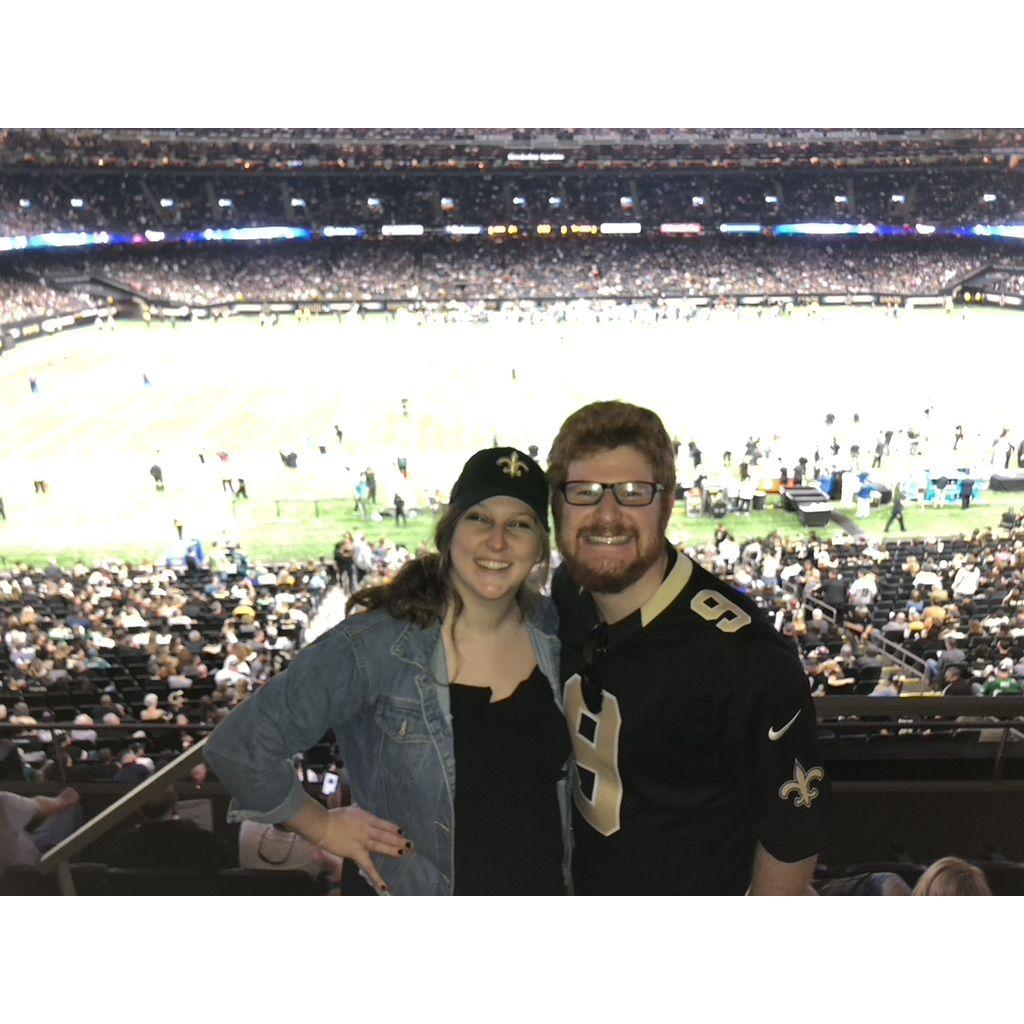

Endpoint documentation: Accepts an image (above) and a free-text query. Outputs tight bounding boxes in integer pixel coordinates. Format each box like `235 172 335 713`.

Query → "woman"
912 856 992 896
205 448 569 896
139 693 169 723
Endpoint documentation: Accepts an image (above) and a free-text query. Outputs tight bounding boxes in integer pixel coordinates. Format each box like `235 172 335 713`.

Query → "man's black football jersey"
553 545 830 895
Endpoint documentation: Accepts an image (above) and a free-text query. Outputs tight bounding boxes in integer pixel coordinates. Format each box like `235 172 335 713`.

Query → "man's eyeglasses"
561 481 665 507
580 622 609 715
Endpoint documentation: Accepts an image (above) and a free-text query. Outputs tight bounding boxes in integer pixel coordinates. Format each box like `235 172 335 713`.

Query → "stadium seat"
217 868 330 896
0 864 61 896
105 867 218 896
971 861 1024 896
832 861 925 887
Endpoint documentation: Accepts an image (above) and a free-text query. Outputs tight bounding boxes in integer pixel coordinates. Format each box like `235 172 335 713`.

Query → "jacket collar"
390 620 442 671
388 598 555 670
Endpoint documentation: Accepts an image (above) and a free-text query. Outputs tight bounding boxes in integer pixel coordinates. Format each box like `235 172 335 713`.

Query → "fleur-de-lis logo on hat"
779 759 825 809
498 452 527 478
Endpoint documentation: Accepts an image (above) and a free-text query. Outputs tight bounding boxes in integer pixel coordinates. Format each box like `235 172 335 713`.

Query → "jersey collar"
579 542 694 643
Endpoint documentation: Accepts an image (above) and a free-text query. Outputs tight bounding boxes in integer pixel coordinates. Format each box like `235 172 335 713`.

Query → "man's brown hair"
547 400 676 529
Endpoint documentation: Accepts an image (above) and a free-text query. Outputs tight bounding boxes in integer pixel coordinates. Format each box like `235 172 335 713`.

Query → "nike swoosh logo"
768 710 801 741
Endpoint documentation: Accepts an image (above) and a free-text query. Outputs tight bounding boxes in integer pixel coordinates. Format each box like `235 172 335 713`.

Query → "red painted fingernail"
397 848 405 856
397 828 403 835
405 841 412 849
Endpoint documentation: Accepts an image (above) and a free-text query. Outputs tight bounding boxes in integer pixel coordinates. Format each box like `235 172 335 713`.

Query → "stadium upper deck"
2 128 1022 172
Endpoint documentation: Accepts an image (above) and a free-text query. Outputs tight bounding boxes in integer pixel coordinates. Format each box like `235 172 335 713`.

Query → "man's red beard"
557 523 664 595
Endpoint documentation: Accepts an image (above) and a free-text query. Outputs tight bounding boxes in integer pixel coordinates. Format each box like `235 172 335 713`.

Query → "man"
959 477 974 510
884 488 906 533
548 401 829 895
105 785 233 873
940 664 974 696
0 787 83 871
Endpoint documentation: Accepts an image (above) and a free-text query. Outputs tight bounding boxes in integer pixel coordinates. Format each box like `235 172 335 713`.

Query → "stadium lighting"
775 223 869 236
984 225 1024 239
512 196 526 206
548 197 563 208
70 198 84 208
600 223 643 235
692 196 705 207
445 225 483 236
218 198 233 208
833 195 847 204
381 224 424 237
891 194 905 203
367 197 382 209
620 196 634 209
660 223 703 235
719 224 762 235
537 224 553 235
915 224 936 235
0 235 29 251
28 232 92 248
18 199 30 208
983 193 997 202
440 197 456 211
144 230 166 242
764 195 778 204
290 198 306 207
487 225 507 235
322 226 361 237
160 198 174 208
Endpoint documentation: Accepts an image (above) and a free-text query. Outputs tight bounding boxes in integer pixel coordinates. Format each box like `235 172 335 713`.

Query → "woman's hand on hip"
321 806 410 893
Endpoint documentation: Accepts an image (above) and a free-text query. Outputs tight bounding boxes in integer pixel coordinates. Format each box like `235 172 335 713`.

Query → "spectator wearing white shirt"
951 562 981 598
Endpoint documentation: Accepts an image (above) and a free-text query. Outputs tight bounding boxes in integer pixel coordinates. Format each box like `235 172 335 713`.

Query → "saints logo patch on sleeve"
779 759 825 809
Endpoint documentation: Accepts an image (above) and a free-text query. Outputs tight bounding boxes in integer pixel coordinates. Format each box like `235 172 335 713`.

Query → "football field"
0 304 1020 567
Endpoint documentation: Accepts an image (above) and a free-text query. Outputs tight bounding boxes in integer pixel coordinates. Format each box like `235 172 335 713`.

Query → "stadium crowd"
688 514 1024 697
6 507 1024 777
0 550 332 785
1 128 1019 173
0 237 997 326
2 167 1024 237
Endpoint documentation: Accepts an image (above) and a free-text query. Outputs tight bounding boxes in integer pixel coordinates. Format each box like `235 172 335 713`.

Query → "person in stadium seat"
912 856 992 896
940 664 974 696
105 785 233 874
547 401 830 895
0 787 84 871
926 636 967 687
205 447 569 896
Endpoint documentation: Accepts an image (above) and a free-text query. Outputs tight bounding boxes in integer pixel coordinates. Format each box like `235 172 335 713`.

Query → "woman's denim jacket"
204 598 569 896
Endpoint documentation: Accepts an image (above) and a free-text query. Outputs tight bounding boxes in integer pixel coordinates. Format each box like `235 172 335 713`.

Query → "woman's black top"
451 665 570 895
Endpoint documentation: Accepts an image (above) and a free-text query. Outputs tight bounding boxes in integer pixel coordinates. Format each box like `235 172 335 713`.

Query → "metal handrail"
36 735 210 895
782 580 929 679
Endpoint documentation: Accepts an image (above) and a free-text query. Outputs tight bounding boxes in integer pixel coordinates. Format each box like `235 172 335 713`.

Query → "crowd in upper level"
0 236 998 326
2 167 1023 237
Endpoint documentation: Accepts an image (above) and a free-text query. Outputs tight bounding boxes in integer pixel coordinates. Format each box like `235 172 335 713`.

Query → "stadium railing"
780 579 930 683
34 731 210 896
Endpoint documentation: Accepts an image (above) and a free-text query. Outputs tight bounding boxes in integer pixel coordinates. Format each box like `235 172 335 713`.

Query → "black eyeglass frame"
560 481 666 507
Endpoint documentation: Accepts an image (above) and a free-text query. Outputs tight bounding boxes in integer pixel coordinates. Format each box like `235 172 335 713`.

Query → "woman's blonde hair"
912 857 992 896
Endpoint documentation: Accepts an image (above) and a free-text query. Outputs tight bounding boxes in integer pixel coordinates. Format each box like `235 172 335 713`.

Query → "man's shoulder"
672 555 775 634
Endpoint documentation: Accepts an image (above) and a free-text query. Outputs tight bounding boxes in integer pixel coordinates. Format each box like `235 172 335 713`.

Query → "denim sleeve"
204 625 367 824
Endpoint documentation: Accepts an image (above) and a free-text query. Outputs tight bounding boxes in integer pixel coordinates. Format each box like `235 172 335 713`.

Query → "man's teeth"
584 535 630 545
477 560 511 569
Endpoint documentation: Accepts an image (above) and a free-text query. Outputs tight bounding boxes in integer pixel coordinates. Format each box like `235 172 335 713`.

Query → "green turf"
1 308 1021 568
